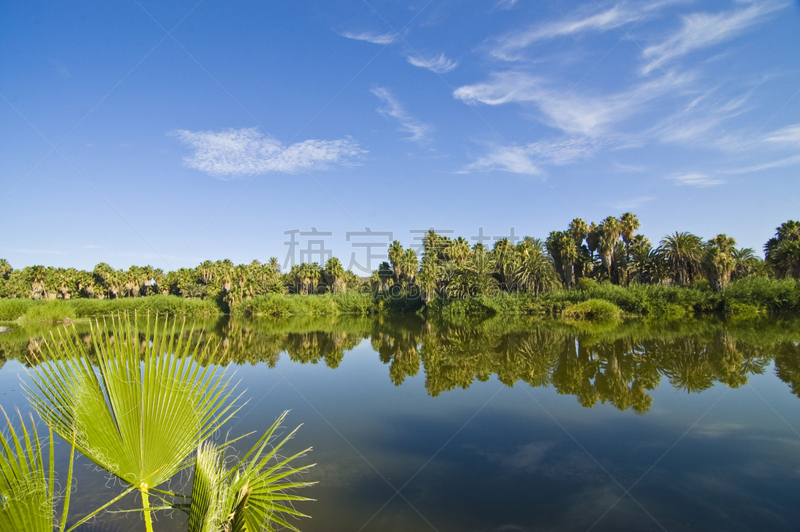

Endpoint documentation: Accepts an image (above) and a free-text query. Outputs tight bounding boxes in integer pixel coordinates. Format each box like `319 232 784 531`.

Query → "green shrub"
0 299 38 321
576 278 598 291
561 299 623 320
68 295 221 318
19 301 77 324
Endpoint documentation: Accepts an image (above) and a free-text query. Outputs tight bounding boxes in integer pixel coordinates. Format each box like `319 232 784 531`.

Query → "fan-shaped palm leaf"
25 314 241 531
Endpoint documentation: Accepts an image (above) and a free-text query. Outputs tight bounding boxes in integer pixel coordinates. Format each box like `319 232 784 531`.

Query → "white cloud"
490 1 673 61
764 124 800 146
453 71 687 136
339 31 397 45
174 128 364 178
670 172 724 186
463 145 543 175
407 53 459 73
641 1 788 74
462 137 598 175
371 87 433 144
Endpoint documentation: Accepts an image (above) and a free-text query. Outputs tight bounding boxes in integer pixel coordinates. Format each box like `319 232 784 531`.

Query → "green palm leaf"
188 411 315 532
25 314 241 530
0 409 73 532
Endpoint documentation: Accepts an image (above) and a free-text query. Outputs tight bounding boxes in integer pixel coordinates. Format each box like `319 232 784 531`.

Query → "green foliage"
0 299 37 321
562 299 623 320
0 410 72 532
67 294 221 317
19 301 76 325
17 314 315 531
722 276 800 312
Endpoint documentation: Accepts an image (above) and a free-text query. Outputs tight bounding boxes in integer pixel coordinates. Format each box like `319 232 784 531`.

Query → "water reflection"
2 315 799 413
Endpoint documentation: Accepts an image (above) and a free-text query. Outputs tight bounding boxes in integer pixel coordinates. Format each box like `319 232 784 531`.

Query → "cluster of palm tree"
285 258 361 295
1 218 798 304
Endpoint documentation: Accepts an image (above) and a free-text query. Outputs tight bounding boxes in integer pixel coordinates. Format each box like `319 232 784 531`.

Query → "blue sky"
2 0 799 273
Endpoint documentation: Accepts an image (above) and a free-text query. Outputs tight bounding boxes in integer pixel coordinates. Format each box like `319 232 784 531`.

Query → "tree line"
1 216 799 305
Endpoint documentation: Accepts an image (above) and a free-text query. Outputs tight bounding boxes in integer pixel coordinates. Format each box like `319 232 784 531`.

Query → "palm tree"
732 247 762 280
388 241 404 286
0 259 11 280
545 231 577 287
400 248 419 287
491 238 518 291
324 257 346 294
704 234 737 291
268 256 281 274
515 245 559 295
377 261 393 292
597 217 622 282
765 220 800 278
620 212 640 247
569 218 588 248
659 231 704 286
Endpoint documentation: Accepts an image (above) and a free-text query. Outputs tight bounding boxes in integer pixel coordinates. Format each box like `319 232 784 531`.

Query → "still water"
1 315 800 531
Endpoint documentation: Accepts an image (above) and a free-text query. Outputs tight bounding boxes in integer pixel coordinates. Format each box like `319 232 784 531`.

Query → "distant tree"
765 220 800 278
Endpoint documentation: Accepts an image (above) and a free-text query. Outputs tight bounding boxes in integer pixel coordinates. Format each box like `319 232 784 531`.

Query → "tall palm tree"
400 248 419 287
620 212 640 247
546 231 577 287
324 257 346 294
568 218 589 248
704 234 737 291
388 241 404 286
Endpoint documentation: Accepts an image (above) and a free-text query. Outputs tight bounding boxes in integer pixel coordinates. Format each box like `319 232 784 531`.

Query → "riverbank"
1 277 798 323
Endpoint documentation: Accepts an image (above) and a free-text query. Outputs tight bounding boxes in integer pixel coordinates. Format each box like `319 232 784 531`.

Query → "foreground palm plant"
0 410 73 532
16 313 314 532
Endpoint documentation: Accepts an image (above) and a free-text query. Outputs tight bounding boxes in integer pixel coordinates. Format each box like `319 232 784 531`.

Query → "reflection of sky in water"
1 323 800 531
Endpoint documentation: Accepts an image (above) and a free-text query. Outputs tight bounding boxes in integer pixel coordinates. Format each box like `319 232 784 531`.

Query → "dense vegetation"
2 217 799 318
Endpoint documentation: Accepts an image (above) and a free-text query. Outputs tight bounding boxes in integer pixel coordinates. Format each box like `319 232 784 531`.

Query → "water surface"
1 315 799 531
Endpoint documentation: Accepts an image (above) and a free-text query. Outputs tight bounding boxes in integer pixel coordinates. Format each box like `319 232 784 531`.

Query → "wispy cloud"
407 53 459 73
490 1 672 61
641 1 788 74
371 87 433 144
670 172 724 186
174 128 364 178
495 0 520 10
724 154 800 174
462 145 543 176
339 31 397 45
611 195 655 210
462 137 599 176
454 71 687 136
764 123 800 146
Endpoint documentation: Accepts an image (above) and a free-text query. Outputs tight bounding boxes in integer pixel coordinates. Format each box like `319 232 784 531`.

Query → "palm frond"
25 313 242 494
0 408 71 532
187 412 315 532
